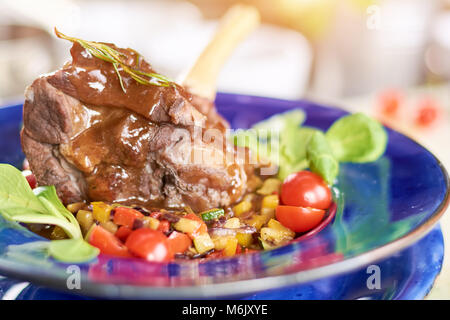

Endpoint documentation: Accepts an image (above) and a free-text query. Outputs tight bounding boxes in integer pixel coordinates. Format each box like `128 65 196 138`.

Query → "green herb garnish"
54 28 172 93
0 164 98 263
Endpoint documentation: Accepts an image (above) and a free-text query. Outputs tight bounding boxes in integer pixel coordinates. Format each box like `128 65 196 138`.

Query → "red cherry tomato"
167 231 192 254
276 205 326 233
88 225 131 258
378 89 403 117
281 171 332 210
125 228 173 262
113 207 144 229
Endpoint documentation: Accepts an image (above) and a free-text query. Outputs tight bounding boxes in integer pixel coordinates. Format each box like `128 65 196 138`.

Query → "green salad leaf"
232 110 388 186
48 238 99 263
0 164 98 262
307 131 339 184
326 113 388 163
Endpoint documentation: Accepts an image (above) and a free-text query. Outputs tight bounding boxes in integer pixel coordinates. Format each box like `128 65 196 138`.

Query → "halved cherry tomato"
88 225 131 257
276 205 326 233
113 207 144 229
281 171 332 210
415 98 439 127
167 231 192 254
125 228 173 262
157 220 171 234
115 225 133 242
184 213 208 237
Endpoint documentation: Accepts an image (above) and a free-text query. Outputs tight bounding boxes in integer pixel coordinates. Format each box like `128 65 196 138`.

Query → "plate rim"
0 94 448 299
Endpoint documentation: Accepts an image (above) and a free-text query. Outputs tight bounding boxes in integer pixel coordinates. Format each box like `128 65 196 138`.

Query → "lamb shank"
21 35 257 212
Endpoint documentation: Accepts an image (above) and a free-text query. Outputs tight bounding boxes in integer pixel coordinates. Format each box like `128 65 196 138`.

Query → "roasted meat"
21 42 256 211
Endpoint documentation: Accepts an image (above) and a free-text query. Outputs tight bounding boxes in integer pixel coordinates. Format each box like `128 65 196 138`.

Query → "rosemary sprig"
54 28 172 93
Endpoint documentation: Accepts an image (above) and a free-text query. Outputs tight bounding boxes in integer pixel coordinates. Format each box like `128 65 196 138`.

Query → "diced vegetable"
115 225 132 242
267 219 296 238
257 178 281 195
224 217 240 229
193 233 214 254
184 213 208 237
167 231 192 254
125 228 172 262
236 233 253 247
157 220 170 233
145 217 161 230
233 200 252 217
88 225 131 257
50 226 68 240
92 202 112 223
262 194 279 209
100 221 118 234
113 207 144 228
76 210 94 234
174 217 201 235
200 208 225 221
223 237 239 257
245 214 270 230
66 202 85 214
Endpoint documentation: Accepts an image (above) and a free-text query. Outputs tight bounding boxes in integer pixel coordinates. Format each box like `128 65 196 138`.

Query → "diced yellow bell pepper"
262 194 279 209
193 233 215 254
224 217 240 229
91 202 112 223
143 216 160 230
233 200 252 217
223 237 239 257
173 217 201 234
257 178 282 195
245 214 270 230
236 233 253 247
268 219 295 238
260 207 275 219
212 236 232 250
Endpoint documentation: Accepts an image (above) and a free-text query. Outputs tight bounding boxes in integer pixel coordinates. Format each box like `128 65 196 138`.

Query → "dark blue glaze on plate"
0 93 448 299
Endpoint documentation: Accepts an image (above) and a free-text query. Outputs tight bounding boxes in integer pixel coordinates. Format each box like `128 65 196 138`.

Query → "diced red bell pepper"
157 220 171 233
88 225 131 258
167 231 192 254
115 225 133 242
113 207 144 229
184 213 208 238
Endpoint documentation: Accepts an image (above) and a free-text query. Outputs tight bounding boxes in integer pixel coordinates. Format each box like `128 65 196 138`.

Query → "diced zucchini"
236 233 253 247
223 237 239 257
262 194 279 209
260 238 277 250
224 217 240 229
92 202 112 223
260 227 290 246
257 178 281 195
173 217 201 234
200 208 225 221
193 233 215 254
233 200 252 217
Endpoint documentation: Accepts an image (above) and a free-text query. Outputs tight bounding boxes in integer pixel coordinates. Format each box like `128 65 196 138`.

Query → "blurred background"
0 0 449 298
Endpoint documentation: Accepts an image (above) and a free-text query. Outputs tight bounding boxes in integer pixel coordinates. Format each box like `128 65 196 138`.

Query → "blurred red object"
415 97 440 128
377 89 404 117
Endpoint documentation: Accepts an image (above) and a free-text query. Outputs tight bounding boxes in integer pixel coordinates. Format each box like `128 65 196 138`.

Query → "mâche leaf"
0 164 97 262
307 131 339 184
0 164 47 218
48 238 99 263
326 113 388 163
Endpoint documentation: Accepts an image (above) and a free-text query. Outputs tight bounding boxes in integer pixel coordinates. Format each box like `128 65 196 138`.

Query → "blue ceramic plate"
0 93 448 299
